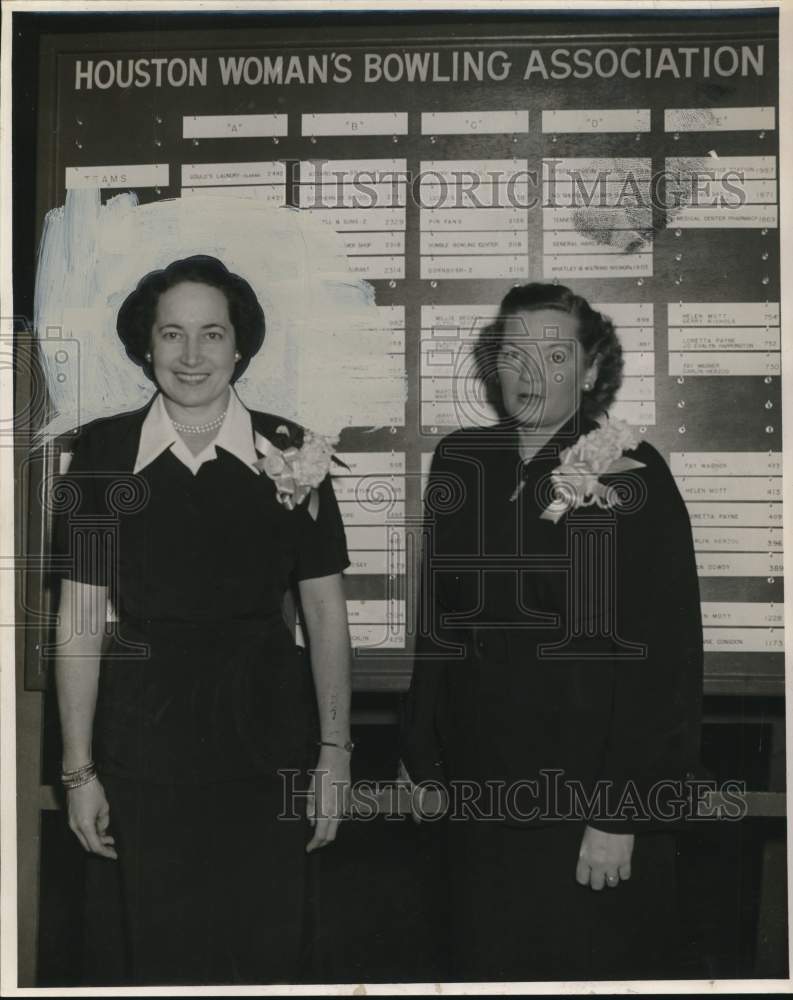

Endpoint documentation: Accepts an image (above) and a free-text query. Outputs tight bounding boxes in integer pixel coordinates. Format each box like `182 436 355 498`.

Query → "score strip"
422 110 528 134
183 115 287 138
302 112 408 136
665 107 775 132
542 109 650 133
541 157 653 278
667 302 781 375
66 164 168 188
419 159 530 281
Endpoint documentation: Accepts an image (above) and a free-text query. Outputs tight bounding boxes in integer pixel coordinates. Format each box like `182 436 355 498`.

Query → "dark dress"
402 410 704 982
53 395 350 985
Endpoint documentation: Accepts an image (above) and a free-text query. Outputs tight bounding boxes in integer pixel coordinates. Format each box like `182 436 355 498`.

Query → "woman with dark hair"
53 255 352 985
402 282 703 982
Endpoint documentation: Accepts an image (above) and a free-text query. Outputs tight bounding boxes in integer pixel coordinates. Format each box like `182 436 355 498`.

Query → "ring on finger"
606 874 619 884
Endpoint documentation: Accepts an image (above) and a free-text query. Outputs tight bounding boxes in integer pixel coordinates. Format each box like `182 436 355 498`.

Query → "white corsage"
254 425 339 521
536 418 646 523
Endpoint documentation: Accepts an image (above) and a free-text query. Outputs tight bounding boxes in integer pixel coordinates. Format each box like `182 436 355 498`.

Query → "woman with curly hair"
402 283 703 982
52 255 352 985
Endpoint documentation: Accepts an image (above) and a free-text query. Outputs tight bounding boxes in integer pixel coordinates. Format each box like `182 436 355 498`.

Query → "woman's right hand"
398 759 446 825
66 779 117 860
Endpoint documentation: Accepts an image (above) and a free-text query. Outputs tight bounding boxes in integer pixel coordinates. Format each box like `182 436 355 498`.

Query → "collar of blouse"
133 387 267 478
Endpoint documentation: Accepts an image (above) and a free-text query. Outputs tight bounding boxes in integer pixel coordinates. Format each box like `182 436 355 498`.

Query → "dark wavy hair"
116 255 266 383
472 283 624 421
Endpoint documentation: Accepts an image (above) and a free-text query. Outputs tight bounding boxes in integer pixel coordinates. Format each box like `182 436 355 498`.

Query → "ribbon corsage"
254 425 340 521
513 417 646 524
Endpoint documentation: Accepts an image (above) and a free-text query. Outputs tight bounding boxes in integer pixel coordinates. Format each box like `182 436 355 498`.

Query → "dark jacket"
402 412 704 832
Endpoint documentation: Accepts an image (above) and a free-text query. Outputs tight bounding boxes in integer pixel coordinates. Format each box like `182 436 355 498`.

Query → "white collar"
134 388 264 477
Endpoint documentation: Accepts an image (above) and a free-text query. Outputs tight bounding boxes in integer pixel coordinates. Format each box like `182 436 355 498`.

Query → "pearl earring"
235 351 241 360
145 351 152 362
583 381 592 391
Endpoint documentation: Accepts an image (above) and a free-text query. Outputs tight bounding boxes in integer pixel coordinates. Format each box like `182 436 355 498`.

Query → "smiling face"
496 308 596 431
150 281 238 420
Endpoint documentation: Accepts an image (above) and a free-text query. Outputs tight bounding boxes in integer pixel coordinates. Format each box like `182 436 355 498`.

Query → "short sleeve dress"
51 394 350 985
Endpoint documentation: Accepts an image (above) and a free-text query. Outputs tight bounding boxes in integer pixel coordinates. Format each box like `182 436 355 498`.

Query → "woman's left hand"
576 824 634 890
305 745 351 853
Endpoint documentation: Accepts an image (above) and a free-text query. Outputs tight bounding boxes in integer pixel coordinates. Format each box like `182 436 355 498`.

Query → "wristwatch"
318 739 355 752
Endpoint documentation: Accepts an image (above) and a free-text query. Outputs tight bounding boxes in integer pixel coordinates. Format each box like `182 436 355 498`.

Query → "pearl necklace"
170 408 228 435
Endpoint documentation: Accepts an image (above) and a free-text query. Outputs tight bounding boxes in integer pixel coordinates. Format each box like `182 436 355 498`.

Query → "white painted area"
343 305 404 330
33 190 405 439
298 182 406 208
347 257 405 279
180 185 286 206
